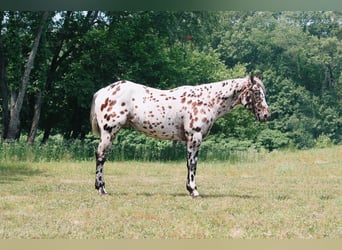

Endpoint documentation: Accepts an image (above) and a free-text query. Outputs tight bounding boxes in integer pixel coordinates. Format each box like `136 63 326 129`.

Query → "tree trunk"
0 36 9 140
27 91 42 145
6 11 49 140
0 61 8 140
41 125 51 144
0 12 9 140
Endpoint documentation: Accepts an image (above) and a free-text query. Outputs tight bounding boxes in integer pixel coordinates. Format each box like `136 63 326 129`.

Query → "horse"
90 74 270 197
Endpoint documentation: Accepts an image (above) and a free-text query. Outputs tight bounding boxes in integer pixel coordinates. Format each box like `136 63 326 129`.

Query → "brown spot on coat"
101 98 109 111
112 86 121 96
200 108 206 114
193 106 199 115
190 119 194 128
109 100 116 106
194 127 201 132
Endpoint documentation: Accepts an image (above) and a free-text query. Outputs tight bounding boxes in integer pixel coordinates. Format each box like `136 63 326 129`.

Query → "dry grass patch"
0 146 341 239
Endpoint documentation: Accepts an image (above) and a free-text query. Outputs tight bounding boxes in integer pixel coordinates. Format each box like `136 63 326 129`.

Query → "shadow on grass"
177 193 260 199
0 163 44 184
124 191 261 199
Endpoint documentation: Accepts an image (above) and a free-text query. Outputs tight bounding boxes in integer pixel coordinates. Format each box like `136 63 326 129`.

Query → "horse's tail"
90 92 100 136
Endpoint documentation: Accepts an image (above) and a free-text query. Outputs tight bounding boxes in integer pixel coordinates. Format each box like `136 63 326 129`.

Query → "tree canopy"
0 11 341 150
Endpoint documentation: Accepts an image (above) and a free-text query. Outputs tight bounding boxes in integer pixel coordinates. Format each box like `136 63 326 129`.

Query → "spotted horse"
90 74 270 197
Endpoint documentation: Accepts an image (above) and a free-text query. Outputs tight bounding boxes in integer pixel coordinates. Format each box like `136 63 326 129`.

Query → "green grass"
0 146 341 239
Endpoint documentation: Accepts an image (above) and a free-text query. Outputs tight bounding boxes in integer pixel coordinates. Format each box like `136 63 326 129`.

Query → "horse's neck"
209 80 247 119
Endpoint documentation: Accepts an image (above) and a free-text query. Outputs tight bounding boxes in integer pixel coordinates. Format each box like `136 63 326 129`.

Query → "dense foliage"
0 11 341 158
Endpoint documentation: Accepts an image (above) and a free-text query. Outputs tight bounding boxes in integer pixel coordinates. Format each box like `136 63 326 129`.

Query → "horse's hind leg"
95 129 114 195
186 132 202 198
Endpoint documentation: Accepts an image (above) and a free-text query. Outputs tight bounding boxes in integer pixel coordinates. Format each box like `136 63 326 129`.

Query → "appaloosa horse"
90 75 270 197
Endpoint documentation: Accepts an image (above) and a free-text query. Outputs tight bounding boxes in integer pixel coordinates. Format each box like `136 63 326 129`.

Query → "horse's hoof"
98 187 108 195
191 190 200 198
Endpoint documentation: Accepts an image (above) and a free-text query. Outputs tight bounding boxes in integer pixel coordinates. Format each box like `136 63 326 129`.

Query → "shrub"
315 134 333 148
255 129 289 151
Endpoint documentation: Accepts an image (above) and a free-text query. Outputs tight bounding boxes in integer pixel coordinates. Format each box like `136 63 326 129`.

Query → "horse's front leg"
95 130 113 195
186 132 202 198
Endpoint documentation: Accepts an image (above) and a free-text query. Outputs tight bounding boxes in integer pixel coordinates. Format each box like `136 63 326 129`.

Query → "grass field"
0 146 341 239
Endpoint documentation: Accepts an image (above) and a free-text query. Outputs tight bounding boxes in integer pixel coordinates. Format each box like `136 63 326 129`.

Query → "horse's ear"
256 74 263 80
250 72 255 85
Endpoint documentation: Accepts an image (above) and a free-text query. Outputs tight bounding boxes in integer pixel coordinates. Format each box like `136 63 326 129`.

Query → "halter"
248 87 260 120
238 78 265 121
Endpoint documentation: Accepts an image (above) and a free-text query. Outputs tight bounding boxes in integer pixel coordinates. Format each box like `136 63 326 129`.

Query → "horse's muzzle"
257 110 271 122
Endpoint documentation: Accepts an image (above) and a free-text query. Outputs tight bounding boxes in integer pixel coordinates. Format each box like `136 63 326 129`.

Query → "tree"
37 11 99 143
0 12 9 140
1 11 49 140
1 11 341 150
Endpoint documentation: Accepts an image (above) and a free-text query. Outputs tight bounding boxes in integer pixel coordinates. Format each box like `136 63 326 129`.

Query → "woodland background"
0 11 341 161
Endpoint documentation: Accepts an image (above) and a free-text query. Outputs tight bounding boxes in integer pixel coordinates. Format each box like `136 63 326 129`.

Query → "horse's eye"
254 91 260 98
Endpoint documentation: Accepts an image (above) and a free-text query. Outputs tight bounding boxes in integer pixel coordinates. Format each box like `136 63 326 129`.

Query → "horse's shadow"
107 191 260 199
170 192 260 199
202 193 259 199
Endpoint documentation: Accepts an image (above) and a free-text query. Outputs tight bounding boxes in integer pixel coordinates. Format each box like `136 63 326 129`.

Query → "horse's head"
239 74 270 122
